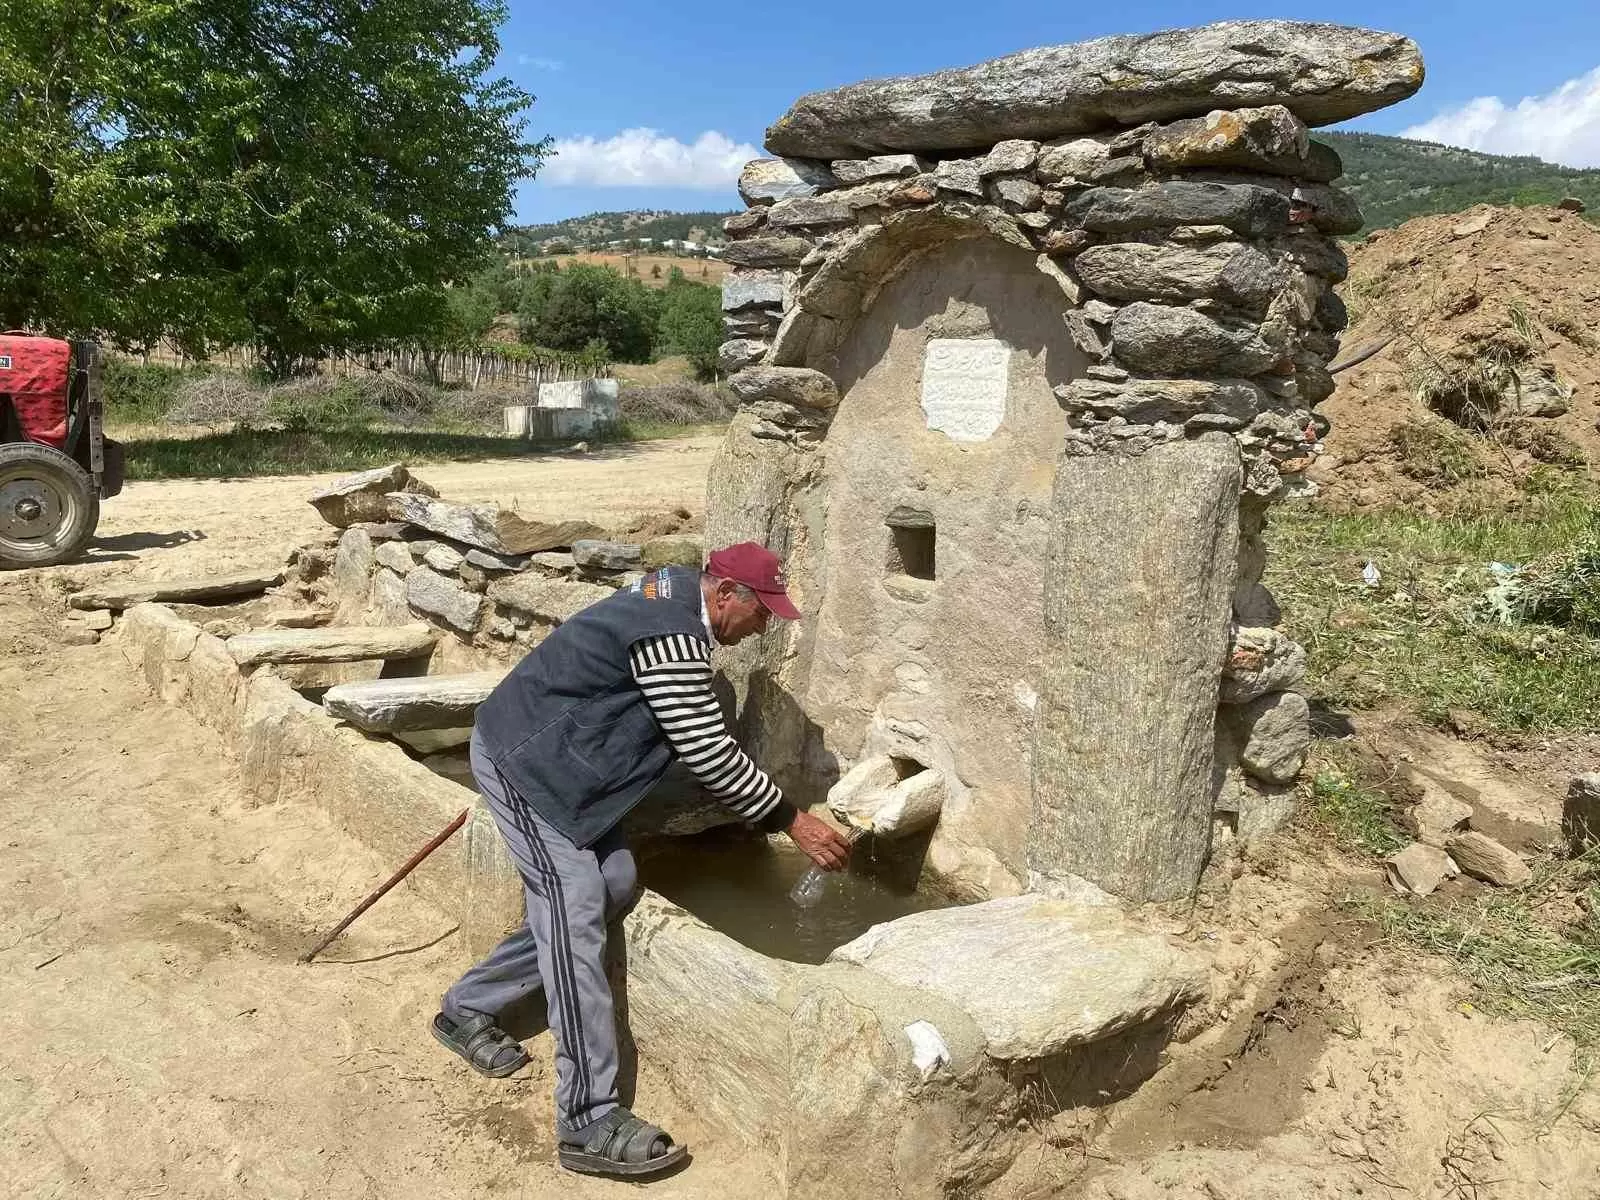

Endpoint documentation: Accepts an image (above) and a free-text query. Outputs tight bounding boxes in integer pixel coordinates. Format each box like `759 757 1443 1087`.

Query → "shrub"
1389 418 1489 485
164 372 270 427
617 382 734 425
102 360 190 423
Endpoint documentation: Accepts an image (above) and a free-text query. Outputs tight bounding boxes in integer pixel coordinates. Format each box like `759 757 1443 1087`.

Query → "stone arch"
768 203 1080 382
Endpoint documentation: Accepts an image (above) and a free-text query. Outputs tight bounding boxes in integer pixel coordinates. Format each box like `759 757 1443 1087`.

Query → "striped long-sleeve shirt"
628 632 796 833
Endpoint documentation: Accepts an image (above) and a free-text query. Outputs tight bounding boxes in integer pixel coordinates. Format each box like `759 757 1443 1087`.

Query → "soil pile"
1312 203 1600 511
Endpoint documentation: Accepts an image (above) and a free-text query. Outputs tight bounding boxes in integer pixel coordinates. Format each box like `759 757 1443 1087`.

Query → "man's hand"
787 810 852 871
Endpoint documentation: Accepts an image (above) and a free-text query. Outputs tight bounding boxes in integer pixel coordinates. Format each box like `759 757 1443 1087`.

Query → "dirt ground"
4 437 1598 1198
1312 203 1600 510
18 435 720 597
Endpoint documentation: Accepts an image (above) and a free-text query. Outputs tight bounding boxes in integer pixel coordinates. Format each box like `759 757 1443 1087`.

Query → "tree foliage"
1327 132 1600 232
1 0 545 375
656 269 724 377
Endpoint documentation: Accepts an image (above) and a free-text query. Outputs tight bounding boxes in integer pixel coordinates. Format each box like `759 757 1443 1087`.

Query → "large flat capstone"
829 895 1207 1059
764 21 1423 159
322 671 506 733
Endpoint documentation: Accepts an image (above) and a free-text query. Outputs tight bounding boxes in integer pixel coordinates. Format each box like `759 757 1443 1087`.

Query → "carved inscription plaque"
919 338 1010 442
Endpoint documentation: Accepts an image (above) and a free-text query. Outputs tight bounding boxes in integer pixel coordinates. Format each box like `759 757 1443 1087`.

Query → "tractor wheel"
0 442 100 567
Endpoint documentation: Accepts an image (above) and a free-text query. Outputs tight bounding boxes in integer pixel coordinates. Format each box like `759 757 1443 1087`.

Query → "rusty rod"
300 807 471 963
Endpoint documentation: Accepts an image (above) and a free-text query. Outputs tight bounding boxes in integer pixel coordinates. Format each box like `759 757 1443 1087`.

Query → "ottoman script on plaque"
919 338 1010 442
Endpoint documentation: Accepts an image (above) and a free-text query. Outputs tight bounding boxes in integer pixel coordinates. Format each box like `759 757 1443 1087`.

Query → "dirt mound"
1312 203 1600 511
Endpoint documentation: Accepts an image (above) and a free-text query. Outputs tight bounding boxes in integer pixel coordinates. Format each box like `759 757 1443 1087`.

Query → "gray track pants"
443 729 640 1135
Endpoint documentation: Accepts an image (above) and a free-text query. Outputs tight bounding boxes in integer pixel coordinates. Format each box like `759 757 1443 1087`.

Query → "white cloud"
516 55 564 71
541 128 759 189
1400 66 1600 167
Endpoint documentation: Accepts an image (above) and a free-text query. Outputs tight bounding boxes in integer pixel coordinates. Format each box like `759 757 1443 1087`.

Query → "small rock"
81 608 114 632
978 139 1040 175
718 339 769 374
932 158 984 196
458 564 488 593
990 177 1044 211
1525 225 1551 241
1452 210 1492 238
463 548 531 574
310 464 438 528
59 625 100 646
1235 691 1312 785
830 153 926 183
572 540 644 572
1446 831 1532 887
1401 777 1473 848
737 157 837 206
729 366 840 410
1385 843 1459 897
641 536 704 570
1220 627 1307 704
406 566 485 635
374 541 414 575
423 543 466 574
487 616 516 640
1562 774 1600 855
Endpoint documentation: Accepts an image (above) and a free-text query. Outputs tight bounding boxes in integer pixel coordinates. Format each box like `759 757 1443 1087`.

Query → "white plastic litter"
1362 561 1381 588
904 1021 951 1079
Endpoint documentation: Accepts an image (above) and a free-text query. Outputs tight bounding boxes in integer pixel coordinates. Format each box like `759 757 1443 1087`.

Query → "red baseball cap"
706 542 801 620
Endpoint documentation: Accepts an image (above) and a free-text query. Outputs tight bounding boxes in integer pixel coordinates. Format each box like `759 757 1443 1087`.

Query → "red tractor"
0 334 124 567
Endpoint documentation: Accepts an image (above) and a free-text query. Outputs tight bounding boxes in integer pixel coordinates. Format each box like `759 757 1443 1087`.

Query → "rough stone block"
422 543 465 574
829 894 1207 1058
728 366 841 410
406 566 485 635
1067 182 1290 237
1142 105 1342 181
1384 843 1459 897
978 139 1041 175
830 154 927 183
374 541 414 575
1111 301 1284 375
1564 774 1600 856
1446 831 1532 887
487 575 613 625
1401 776 1473 848
737 157 838 206
69 568 285 611
309 463 437 528
641 536 704 570
386 492 604 556
1230 691 1312 785
722 236 814 269
1057 377 1267 425
1030 438 1239 903
1075 241 1279 310
718 338 769 374
572 540 644 571
722 270 786 312
1220 626 1307 703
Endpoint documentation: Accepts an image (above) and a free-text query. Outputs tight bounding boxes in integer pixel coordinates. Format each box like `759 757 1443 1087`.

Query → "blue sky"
499 1 1600 224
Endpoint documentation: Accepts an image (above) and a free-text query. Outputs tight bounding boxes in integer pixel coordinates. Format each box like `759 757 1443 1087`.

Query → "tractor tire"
0 442 100 567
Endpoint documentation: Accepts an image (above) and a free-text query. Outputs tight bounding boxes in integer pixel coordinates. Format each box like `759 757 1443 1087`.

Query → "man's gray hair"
702 571 756 602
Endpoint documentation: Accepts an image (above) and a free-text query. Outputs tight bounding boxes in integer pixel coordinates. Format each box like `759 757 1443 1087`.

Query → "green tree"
1 0 546 375
656 275 725 378
527 264 659 363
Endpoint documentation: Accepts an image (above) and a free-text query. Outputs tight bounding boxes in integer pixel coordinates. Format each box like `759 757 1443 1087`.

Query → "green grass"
1303 745 1407 856
115 423 717 481
1266 488 1600 733
1353 851 1600 1063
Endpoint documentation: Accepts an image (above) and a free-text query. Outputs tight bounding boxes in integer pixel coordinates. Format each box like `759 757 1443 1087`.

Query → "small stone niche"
885 510 935 582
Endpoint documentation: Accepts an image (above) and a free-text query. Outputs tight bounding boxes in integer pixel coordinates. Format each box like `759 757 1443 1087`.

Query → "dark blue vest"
474 566 707 847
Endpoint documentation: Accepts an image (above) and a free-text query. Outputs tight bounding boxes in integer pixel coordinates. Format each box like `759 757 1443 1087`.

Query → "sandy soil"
1313 203 1600 510
9 435 719 593
0 589 770 1200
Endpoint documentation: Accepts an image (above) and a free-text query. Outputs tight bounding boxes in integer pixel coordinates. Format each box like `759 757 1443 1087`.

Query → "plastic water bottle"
789 865 829 909
789 827 863 908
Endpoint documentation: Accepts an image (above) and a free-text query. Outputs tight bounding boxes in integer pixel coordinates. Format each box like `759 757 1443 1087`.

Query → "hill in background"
505 134 1599 258
1325 132 1600 231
